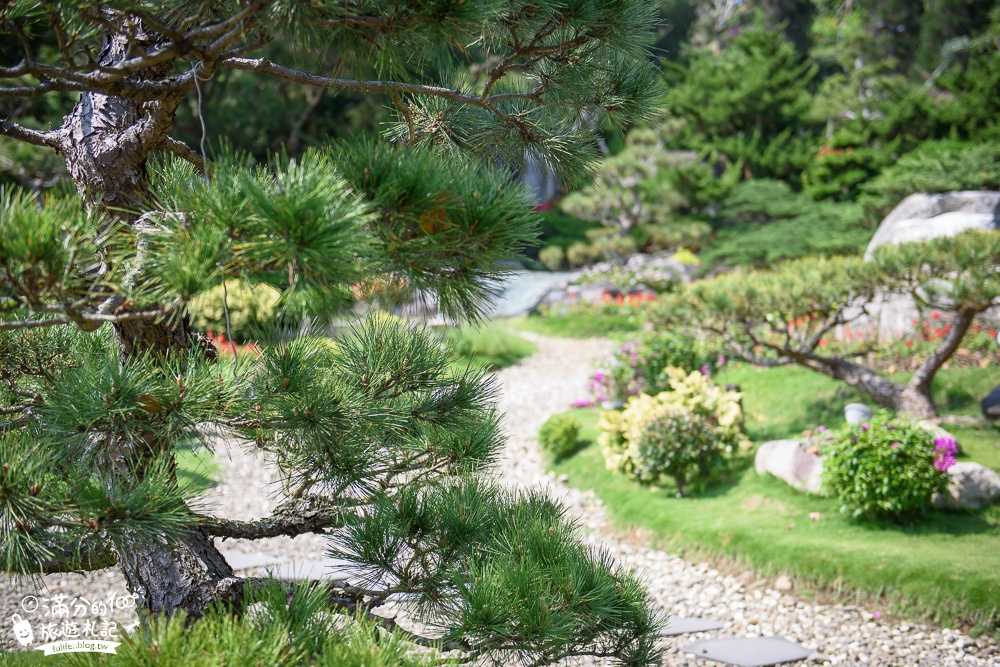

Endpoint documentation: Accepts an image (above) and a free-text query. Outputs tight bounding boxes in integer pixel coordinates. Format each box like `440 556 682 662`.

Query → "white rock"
864 191 1000 259
933 462 1000 510
755 440 824 494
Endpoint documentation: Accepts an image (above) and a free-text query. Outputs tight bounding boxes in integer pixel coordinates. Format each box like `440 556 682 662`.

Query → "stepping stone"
683 636 813 667
661 617 726 636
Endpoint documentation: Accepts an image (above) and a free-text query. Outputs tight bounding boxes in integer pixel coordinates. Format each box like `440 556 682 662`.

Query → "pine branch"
160 136 206 173
0 119 63 150
202 496 347 540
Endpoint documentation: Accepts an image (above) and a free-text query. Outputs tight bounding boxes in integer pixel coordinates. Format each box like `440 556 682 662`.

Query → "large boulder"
934 462 1000 510
865 191 1000 259
859 191 1000 338
755 440 824 495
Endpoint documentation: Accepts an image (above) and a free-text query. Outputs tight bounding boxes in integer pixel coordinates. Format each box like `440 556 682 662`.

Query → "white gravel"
3 328 998 665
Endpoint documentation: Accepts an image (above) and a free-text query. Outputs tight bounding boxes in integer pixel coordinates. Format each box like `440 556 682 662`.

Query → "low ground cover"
551 363 1000 630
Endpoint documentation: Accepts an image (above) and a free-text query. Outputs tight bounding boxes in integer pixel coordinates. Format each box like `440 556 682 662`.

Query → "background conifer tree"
0 3 663 663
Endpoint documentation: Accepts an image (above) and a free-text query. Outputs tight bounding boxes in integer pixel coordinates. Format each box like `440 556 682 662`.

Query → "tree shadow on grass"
843 504 1000 537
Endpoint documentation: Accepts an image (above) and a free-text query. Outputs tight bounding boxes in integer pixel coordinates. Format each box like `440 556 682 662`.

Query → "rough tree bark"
53 17 241 618
789 309 979 420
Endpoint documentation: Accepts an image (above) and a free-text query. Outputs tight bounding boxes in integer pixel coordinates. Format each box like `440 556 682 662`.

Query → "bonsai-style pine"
0 2 662 664
660 230 1000 419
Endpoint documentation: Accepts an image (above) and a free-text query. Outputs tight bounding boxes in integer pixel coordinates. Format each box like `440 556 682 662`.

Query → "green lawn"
176 448 221 496
550 363 1000 630
507 313 641 339
443 324 536 372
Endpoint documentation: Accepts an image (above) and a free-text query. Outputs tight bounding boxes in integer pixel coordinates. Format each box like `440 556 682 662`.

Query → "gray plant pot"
844 403 874 425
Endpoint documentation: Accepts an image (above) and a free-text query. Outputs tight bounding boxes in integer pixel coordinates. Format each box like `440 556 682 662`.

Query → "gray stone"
661 617 726 636
262 560 356 581
933 462 1000 510
683 636 814 667
864 191 1000 259
755 440 823 494
844 403 873 425
982 385 1000 421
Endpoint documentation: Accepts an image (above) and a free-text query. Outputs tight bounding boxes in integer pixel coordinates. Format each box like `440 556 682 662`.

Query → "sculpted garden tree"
0 2 663 663
659 231 1000 419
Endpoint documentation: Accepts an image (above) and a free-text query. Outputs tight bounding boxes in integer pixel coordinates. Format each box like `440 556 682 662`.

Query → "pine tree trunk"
55 19 241 619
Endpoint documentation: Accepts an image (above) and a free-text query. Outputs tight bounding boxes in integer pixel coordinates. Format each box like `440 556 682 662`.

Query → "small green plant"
538 413 583 460
633 405 722 496
823 412 953 520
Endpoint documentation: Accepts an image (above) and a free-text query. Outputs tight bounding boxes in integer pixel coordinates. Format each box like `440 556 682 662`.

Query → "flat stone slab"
661 617 726 636
683 637 813 667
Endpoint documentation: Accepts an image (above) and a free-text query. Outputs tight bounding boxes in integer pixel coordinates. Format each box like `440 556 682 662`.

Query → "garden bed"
549 364 1000 631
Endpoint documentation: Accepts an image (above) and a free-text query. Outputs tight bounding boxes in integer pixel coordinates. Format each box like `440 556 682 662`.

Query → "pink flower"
699 365 710 375
933 437 958 471
809 512 821 521
718 356 727 366
572 399 594 408
817 426 827 433
890 442 900 448
861 423 869 431
873 611 882 619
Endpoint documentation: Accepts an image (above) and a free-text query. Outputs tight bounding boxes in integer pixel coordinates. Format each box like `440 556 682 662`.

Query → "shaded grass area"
444 325 536 372
176 448 221 497
508 313 641 339
549 363 1000 630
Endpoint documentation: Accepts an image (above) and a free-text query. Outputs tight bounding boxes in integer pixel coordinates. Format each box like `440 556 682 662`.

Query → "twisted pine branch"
202 496 347 540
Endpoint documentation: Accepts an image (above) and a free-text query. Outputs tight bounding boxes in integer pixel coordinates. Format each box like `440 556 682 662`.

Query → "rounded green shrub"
633 405 723 496
538 413 582 460
539 245 566 271
822 413 952 520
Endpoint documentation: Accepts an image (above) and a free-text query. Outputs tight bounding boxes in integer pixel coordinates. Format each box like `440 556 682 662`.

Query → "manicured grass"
444 324 536 372
176 448 220 496
550 363 1000 630
508 313 641 338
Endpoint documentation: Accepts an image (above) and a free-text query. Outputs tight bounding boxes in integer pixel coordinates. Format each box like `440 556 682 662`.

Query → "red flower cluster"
206 331 261 357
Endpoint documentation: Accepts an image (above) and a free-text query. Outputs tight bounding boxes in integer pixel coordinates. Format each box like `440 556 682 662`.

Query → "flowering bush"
822 413 952 520
586 332 721 405
632 405 722 496
598 368 748 492
538 413 583 460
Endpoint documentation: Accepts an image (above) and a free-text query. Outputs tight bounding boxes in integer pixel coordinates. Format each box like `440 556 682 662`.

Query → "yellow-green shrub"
189 280 281 341
598 368 748 487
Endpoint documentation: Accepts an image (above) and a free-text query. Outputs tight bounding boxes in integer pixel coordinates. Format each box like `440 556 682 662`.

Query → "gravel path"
3 329 998 665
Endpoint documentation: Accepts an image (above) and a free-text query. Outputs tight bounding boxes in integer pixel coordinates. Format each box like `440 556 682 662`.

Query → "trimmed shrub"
539 245 566 271
189 279 281 342
822 412 953 520
599 368 748 492
633 405 722 496
538 413 582 460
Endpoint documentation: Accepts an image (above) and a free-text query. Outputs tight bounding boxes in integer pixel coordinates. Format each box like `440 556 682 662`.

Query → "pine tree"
0 3 663 663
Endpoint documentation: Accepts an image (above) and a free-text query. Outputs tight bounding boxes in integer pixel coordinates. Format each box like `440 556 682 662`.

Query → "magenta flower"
873 611 882 619
817 426 827 433
699 365 710 375
809 512 821 521
933 436 958 472
718 356 727 366
890 442 900 449
571 399 594 408
861 423 869 431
